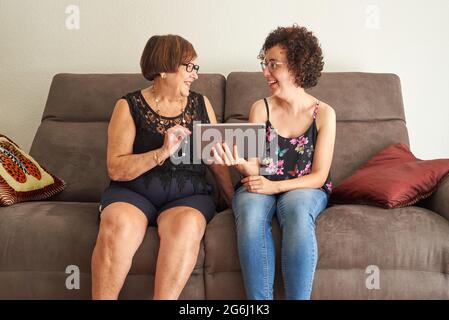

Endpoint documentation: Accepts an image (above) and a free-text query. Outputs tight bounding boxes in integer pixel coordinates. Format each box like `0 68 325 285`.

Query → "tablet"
192 122 266 162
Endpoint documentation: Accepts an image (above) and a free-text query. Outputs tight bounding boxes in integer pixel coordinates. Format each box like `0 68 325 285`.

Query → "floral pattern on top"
266 125 277 143
290 136 309 155
259 100 333 196
262 157 285 175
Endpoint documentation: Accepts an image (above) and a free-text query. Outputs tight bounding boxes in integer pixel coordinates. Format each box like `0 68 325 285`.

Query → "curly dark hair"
260 24 324 88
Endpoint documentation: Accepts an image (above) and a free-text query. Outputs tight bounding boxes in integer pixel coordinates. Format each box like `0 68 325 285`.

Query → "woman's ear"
291 72 302 88
160 73 167 79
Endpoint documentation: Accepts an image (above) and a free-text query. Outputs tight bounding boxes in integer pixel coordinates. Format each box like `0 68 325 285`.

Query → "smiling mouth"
267 80 278 86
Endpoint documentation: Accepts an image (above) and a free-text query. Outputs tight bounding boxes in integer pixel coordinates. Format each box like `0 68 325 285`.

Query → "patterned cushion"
330 143 449 208
0 134 65 206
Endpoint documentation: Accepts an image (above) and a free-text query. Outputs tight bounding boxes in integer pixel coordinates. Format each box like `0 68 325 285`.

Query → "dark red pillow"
331 143 449 208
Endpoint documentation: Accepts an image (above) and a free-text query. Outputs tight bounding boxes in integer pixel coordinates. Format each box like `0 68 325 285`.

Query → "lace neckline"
138 90 190 120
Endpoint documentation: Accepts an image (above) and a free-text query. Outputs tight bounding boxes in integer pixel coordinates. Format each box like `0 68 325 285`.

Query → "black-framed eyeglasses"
182 63 200 73
260 59 287 72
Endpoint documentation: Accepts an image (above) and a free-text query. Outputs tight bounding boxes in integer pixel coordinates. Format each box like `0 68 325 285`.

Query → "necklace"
151 86 187 128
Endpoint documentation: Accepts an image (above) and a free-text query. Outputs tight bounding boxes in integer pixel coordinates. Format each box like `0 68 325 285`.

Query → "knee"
278 189 327 225
158 210 206 245
233 193 270 224
99 208 139 245
234 209 263 232
279 208 317 244
233 207 270 240
282 207 315 230
233 189 258 212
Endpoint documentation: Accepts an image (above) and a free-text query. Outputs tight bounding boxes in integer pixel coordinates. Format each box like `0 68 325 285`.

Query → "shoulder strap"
313 100 320 120
263 98 270 121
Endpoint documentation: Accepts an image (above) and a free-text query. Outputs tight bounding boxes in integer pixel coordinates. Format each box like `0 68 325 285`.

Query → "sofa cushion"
41 73 226 123
204 209 285 300
426 174 449 221
314 204 449 299
0 201 205 299
331 143 449 208
204 205 449 299
225 72 405 123
30 122 110 203
30 73 226 203
317 204 449 274
0 134 65 206
224 72 410 186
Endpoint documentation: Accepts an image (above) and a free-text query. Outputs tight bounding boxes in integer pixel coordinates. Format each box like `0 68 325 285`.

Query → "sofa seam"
203 268 449 276
315 267 449 276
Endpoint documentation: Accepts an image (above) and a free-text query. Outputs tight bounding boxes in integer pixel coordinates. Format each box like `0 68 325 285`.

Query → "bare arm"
106 99 164 181
233 100 267 176
107 99 189 181
203 96 235 205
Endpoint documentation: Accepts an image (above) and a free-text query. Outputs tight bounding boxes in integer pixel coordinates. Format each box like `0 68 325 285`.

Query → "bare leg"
91 202 148 299
153 207 206 300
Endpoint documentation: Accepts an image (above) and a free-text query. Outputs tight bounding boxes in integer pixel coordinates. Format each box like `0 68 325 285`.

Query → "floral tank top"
260 98 333 195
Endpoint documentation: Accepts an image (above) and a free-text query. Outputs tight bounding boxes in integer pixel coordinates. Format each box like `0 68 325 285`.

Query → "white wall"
1 0 448 159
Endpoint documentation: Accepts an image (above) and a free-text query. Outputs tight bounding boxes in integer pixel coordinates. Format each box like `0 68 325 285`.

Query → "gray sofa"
0 72 448 299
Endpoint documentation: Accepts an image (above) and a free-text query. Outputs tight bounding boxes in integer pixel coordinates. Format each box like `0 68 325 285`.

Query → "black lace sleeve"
196 93 211 124
121 92 143 130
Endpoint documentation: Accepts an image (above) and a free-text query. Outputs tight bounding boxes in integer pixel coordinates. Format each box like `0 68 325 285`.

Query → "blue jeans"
232 185 328 300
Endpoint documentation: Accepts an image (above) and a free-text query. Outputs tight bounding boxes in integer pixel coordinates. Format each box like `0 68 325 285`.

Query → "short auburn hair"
140 34 197 81
260 24 324 88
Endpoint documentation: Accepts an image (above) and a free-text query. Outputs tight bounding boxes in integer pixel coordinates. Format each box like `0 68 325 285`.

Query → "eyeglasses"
260 60 287 72
182 63 200 73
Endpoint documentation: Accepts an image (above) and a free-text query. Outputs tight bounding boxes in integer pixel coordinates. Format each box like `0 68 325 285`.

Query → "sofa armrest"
425 174 449 221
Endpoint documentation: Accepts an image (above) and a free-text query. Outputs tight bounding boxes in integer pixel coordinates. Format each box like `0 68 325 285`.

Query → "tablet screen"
192 122 266 163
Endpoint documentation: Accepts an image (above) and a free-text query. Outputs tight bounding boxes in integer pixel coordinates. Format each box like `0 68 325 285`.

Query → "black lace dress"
98 90 216 225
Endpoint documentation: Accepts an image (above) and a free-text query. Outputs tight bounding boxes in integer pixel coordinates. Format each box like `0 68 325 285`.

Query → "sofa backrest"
29 73 225 202
30 71 409 203
225 72 410 185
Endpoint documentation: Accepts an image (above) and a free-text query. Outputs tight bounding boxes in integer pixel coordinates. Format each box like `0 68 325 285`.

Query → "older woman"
213 25 336 299
91 34 234 300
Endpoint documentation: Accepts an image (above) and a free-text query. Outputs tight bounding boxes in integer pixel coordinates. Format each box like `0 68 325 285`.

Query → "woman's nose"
262 67 271 77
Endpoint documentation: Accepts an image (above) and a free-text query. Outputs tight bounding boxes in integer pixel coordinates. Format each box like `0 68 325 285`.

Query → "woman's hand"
209 142 261 177
161 125 191 158
210 142 246 166
241 175 279 195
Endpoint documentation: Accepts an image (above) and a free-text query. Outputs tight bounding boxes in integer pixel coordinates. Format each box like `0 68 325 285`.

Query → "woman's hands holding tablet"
210 142 245 166
211 143 278 194
210 142 262 179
